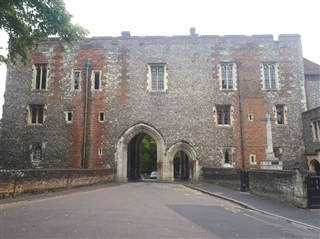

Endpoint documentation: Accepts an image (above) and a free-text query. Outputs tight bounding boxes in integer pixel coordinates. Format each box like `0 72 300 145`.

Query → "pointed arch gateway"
115 123 200 181
167 141 200 180
115 123 170 181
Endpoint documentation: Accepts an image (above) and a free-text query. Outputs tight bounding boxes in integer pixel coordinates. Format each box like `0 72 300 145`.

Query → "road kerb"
184 184 320 232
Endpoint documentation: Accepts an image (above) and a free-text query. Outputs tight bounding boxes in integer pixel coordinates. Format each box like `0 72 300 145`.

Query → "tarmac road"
1 182 318 238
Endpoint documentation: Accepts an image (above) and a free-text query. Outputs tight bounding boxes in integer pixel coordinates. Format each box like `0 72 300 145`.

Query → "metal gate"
240 171 249 192
306 175 320 209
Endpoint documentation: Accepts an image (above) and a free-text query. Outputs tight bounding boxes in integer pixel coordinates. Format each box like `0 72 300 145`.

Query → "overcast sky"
0 0 319 117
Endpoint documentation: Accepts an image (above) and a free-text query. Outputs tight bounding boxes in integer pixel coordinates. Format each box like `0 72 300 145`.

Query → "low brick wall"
249 169 308 208
0 168 116 198
202 168 243 190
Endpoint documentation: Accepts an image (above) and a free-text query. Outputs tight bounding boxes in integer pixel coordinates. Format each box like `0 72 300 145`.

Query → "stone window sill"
148 90 167 94
216 125 232 128
262 89 280 91
220 89 235 92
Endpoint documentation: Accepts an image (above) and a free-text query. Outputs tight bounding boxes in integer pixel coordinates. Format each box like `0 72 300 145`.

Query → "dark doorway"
314 161 320 176
174 151 189 180
127 133 157 181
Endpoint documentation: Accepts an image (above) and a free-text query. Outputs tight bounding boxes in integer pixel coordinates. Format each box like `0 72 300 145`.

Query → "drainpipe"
236 58 245 169
304 76 309 111
82 60 91 168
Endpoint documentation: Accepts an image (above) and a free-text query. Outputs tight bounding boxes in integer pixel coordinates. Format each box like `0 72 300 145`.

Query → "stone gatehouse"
1 29 314 181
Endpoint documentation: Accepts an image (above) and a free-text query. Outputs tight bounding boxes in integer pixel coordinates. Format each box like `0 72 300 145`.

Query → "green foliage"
174 151 180 160
141 135 157 174
0 0 89 64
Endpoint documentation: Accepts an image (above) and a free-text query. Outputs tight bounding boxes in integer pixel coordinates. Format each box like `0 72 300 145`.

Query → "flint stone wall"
202 167 243 190
1 33 307 171
249 169 308 208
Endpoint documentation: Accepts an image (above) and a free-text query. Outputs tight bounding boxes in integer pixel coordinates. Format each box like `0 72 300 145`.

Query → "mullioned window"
33 64 48 90
261 62 279 89
218 63 237 90
147 63 168 92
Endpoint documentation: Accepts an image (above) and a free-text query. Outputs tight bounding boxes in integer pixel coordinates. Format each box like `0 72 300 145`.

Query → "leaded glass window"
35 146 41 159
227 65 233 89
222 66 227 89
263 63 277 89
151 66 164 91
217 106 230 126
221 64 234 89
270 65 276 88
35 65 47 90
264 65 270 88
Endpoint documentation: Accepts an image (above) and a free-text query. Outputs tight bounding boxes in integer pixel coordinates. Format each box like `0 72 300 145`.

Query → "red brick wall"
0 169 116 198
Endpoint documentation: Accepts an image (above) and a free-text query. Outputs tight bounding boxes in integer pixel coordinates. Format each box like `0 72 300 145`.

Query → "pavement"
1 180 319 232
183 181 320 231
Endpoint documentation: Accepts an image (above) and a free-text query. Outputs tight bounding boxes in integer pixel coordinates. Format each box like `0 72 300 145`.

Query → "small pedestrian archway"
309 159 320 176
167 141 200 180
115 123 168 181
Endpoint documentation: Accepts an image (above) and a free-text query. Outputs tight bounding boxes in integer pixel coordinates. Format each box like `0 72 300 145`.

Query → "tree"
141 135 157 174
0 0 89 64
